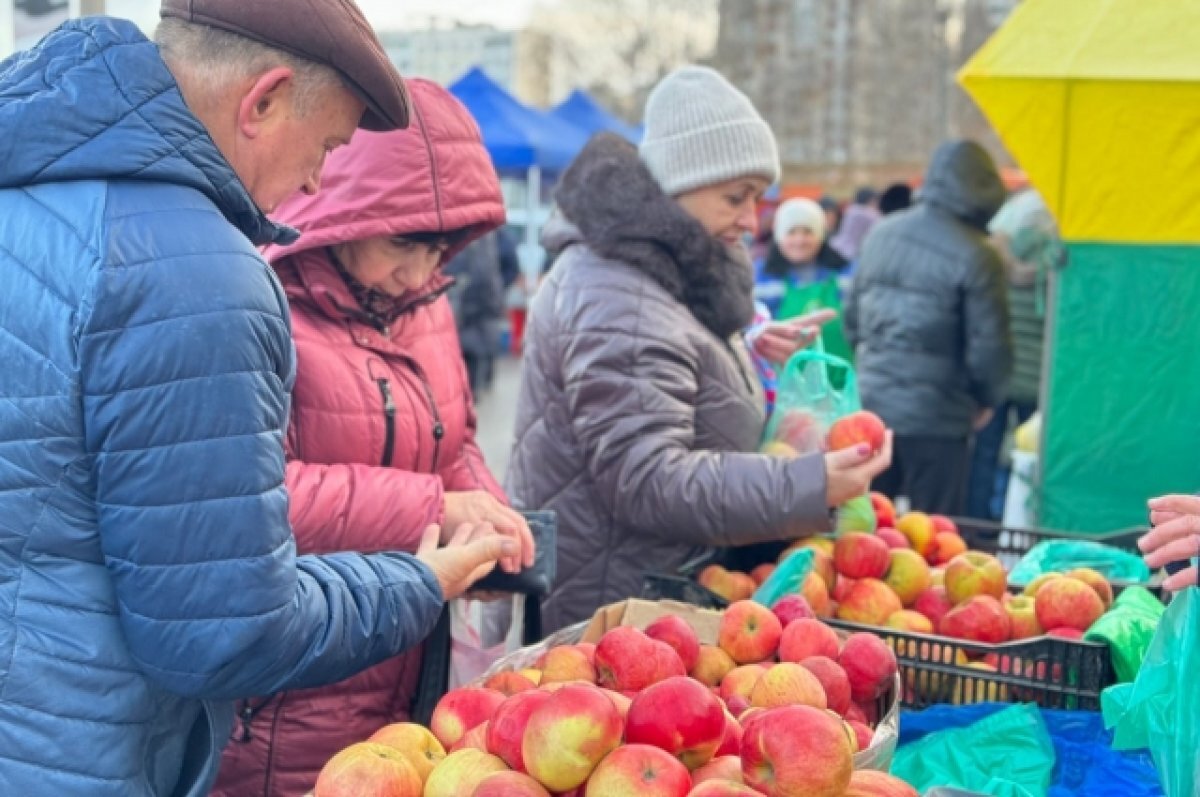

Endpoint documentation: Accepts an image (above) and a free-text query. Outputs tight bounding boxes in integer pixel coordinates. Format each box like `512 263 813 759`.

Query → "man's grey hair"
156 17 344 117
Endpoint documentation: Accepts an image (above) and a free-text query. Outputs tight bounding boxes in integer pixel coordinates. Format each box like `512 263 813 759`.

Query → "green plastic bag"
890 704 1055 797
1085 587 1166 682
1007 540 1151 588
1103 582 1200 797
777 276 854 368
837 494 878 535
761 344 860 455
753 548 815 608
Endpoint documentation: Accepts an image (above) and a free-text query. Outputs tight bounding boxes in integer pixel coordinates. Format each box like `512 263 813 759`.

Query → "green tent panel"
1041 242 1200 531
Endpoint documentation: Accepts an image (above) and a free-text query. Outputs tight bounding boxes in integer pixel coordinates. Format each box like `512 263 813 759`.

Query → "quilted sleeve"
78 208 444 699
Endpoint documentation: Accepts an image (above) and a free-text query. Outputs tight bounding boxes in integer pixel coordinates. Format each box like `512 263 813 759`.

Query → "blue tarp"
899 703 1163 797
448 67 587 175
551 89 642 143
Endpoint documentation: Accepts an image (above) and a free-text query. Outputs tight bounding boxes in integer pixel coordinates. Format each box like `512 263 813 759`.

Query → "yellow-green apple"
729 572 758 601
876 527 909 550
925 531 968 566
802 572 834 618
846 720 873 753
761 440 801 458
314 742 423 797
751 563 776 586
837 632 898 702
771 594 815 627
741 705 854 797
423 749 508 797
430 687 506 749
718 600 783 664
810 549 838 593
931 567 945 587
1034 576 1105 632
1066 567 1114 608
718 664 767 706
522 684 623 793
595 626 662 691
626 676 726 770
451 722 490 753
794 535 836 557
929 515 958 535
826 410 887 453
799 655 851 715
692 645 737 687
944 552 1007 604
1005 595 1043 639
688 780 762 796
1022 572 1064 597
778 617 841 662
834 532 891 580
584 744 692 797
541 645 597 684
472 771 552 797
895 513 936 558
367 722 446 784
884 609 934 634
486 689 552 772
692 755 743 785
844 769 919 797
912 586 953 628
871 491 896 528
884 549 932 606
714 712 742 757
645 615 701 673
518 668 542 685
750 662 827 709
484 671 538 697
939 595 1011 643
835 578 904 625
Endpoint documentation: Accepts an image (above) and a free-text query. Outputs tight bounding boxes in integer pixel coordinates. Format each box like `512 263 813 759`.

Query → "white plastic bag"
448 595 526 688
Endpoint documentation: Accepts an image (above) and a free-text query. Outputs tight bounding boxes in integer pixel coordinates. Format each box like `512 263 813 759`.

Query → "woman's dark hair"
763 239 849 279
391 227 474 250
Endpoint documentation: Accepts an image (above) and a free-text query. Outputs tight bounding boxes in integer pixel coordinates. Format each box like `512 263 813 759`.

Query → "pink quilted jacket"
211 78 506 797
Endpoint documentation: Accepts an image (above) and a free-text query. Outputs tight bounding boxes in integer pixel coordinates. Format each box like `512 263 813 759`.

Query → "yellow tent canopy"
959 0 1200 244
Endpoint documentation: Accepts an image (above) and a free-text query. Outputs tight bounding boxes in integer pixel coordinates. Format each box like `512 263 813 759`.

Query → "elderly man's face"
228 69 364 213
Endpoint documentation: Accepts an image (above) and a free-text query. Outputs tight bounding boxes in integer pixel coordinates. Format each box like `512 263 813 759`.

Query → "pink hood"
263 77 505 264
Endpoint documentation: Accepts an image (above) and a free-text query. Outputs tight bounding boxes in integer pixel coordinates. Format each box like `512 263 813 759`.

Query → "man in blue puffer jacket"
0 4 517 795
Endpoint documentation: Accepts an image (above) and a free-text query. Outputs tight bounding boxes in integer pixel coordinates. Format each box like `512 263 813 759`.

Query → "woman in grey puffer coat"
507 67 892 633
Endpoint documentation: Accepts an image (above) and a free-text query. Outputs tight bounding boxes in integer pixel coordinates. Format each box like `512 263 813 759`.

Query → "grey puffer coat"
844 140 1014 438
506 134 831 633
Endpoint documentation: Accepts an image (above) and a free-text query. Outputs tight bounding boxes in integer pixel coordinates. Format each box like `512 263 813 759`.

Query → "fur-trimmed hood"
548 133 756 340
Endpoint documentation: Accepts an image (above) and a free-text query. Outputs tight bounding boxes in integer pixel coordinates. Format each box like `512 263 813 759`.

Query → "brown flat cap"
161 0 409 131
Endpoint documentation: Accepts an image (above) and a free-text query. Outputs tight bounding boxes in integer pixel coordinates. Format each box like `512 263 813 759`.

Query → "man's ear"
237 67 295 139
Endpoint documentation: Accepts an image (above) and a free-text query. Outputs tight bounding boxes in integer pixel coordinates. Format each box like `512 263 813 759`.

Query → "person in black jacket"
844 140 1013 514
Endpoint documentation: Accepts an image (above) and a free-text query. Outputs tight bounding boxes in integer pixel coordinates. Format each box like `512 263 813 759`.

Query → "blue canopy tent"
551 89 643 143
448 67 588 275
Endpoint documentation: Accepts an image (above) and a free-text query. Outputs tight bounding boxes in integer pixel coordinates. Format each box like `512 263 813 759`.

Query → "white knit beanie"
639 65 780 196
773 198 827 247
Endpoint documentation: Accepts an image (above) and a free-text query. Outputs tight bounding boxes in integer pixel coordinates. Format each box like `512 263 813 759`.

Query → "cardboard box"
579 598 724 646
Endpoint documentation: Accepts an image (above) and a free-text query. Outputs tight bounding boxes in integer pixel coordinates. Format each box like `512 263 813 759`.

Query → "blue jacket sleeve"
78 211 444 700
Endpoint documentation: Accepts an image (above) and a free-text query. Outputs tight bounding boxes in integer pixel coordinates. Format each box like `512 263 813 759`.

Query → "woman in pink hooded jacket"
211 79 534 796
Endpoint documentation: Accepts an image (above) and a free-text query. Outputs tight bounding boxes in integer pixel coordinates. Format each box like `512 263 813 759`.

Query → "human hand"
752 309 838 364
416 523 518 601
443 491 535 574
973 407 995 431
1141 494 1200 590
824 431 894 506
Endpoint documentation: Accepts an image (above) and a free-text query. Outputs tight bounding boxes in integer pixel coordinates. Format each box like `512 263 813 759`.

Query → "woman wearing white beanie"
507 65 892 632
754 197 849 317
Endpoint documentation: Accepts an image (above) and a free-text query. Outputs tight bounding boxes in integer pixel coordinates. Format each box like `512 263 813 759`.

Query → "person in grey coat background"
507 66 893 633
845 140 1013 515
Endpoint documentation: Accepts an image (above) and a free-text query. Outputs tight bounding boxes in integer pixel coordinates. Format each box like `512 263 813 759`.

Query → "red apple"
522 684 623 793
929 515 958 535
687 781 761 796
750 563 777 586
691 754 743 785
799 655 852 715
472 771 551 797
870 492 897 528
846 720 874 753
837 632 898 702
626 676 727 770
912 586 953 628
740 706 854 797
772 594 816 627
486 689 552 773
834 532 891 580
1035 577 1105 632
595 626 662 691
718 600 783 664
692 645 737 687
451 721 490 753
645 615 701 673
584 744 692 797
1065 567 1115 609
884 609 934 634
827 410 887 453
750 662 827 709
484 672 538 697
844 769 919 797
926 531 968 566
718 664 767 706
939 595 1011 643
876 527 909 550
430 687 505 749
944 552 1007 604
315 742 423 797
1005 595 1043 640
778 617 840 663
835 578 904 626
1047 627 1085 640
540 645 597 684
714 713 742 757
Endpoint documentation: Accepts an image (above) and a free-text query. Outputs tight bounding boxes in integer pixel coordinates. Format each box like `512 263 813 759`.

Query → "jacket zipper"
262 694 287 795
377 378 397 467
416 375 445 472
